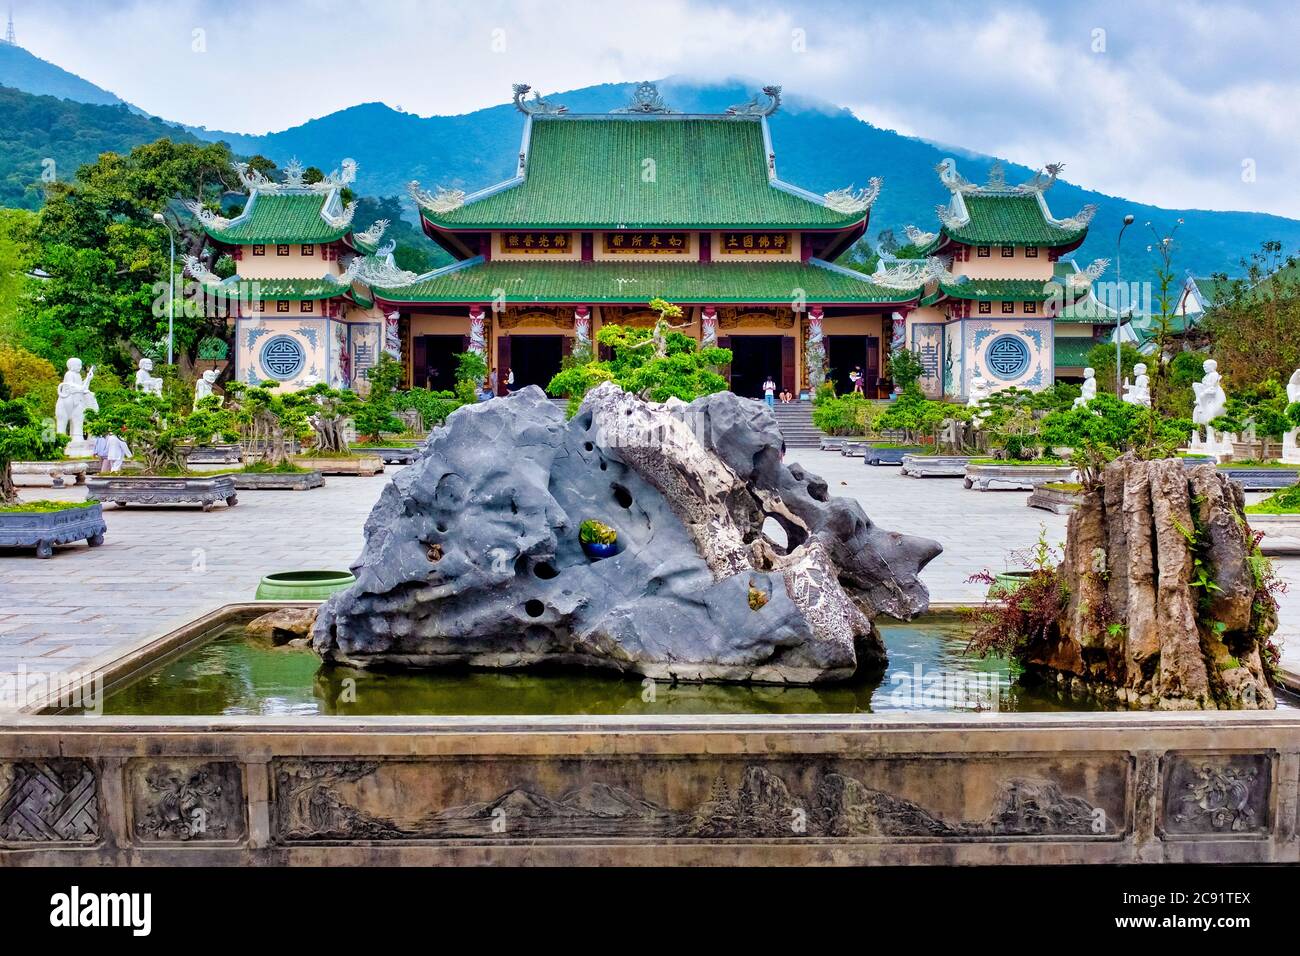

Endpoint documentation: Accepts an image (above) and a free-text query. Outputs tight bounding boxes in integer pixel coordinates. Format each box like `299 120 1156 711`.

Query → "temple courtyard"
1 452 1297 705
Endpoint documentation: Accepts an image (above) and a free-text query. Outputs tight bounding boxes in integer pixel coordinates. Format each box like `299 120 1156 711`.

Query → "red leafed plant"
964 527 1070 659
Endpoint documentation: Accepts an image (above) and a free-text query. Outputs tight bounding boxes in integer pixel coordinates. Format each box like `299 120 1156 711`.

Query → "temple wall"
493 232 580 261
954 317 1054 398
953 248 1054 281
235 246 342 280
234 310 382 392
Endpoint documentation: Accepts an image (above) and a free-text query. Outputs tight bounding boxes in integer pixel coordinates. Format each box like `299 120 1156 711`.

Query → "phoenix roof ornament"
344 255 421 289
823 177 882 214
352 219 389 248
1067 258 1110 289
512 83 567 116
183 199 230 230
183 255 220 284
1054 204 1099 230
903 224 937 248
872 257 956 290
726 85 782 117
321 200 357 230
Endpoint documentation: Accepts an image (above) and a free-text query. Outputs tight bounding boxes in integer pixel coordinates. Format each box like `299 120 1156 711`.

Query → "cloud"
13 0 1300 216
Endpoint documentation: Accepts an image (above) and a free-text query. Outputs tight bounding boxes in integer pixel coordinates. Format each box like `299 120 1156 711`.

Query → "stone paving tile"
0 453 1296 704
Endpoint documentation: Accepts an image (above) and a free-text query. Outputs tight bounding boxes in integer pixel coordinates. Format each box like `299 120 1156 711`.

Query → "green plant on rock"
579 519 617 545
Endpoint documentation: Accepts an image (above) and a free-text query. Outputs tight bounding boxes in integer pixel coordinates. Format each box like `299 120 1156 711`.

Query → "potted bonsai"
0 395 106 557
348 352 420 464
290 384 384 476
579 518 618 559
863 351 930 464
222 384 324 491
84 391 239 510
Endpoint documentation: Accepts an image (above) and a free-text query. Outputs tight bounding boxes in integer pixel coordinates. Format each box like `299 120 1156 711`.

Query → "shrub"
393 388 462 428
812 393 877 436
0 398 67 500
0 345 58 414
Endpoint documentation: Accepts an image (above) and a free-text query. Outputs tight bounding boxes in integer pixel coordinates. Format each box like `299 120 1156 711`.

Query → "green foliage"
353 351 404 442
1085 342 1144 398
0 397 67 500
969 387 1045 459
1211 378 1291 442
222 383 309 467
811 393 880 436
547 305 731 412
1201 241 1300 388
0 344 58 416
579 519 617 545
876 384 947 445
86 390 221 475
392 387 461 428
886 348 924 391
1246 484 1300 515
1041 393 1194 487
453 350 489 404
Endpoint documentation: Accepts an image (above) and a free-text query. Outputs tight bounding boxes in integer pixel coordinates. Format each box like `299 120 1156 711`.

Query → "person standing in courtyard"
851 367 865 395
763 374 776 408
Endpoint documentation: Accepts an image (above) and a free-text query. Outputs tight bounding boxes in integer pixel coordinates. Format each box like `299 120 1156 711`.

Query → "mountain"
190 79 1300 283
0 84 203 209
1 54 1296 281
0 41 127 107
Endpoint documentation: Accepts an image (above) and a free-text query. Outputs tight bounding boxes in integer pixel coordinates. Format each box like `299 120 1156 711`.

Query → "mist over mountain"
2 54 1296 282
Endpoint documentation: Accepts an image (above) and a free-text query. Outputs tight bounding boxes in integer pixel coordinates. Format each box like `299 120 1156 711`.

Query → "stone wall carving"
130 760 246 843
1161 753 1271 837
0 759 99 843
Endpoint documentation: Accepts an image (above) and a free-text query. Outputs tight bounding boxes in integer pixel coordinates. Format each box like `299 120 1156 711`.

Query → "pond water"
94 616 1108 717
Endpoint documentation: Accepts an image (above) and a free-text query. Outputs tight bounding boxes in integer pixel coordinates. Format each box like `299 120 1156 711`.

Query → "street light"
153 211 175 365
1115 213 1135 394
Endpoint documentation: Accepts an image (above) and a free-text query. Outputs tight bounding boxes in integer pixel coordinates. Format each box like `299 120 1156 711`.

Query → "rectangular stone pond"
1 603 1297 866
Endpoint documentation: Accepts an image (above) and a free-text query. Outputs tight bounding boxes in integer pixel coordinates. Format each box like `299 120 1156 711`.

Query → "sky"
11 0 1300 217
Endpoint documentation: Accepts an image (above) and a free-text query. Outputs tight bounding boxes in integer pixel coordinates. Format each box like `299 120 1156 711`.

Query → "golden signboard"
602 232 691 254
718 231 792 255
500 232 572 253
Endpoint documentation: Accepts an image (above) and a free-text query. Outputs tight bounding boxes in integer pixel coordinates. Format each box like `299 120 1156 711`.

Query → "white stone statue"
55 358 98 456
1282 368 1300 464
1191 358 1232 455
967 377 993 429
194 369 219 402
134 357 163 396
1122 363 1151 407
1073 367 1097 408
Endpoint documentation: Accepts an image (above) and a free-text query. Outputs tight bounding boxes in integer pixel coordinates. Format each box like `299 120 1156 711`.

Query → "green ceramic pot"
991 570 1034 595
255 570 356 601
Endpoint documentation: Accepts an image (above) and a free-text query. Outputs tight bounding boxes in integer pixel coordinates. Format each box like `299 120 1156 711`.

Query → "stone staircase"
770 401 824 449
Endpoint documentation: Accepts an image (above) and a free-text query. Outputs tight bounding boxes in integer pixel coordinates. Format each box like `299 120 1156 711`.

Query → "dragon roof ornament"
726 85 782 117
343 254 421 289
1053 203 1099 230
871 256 956 290
823 177 881 215
183 199 230 230
408 180 466 215
612 81 676 114
321 200 357 230
903 224 937 248
230 157 358 195
937 157 1066 197
1066 257 1110 289
936 199 968 230
183 255 221 285
512 83 567 115
352 219 389 247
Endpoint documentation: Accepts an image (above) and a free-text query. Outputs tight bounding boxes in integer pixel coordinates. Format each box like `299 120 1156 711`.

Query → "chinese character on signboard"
602 232 692 254
500 232 571 253
719 232 792 255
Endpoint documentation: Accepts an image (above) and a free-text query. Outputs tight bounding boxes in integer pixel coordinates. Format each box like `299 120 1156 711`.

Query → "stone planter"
839 441 867 457
231 470 325 491
1245 513 1300 540
1180 455 1216 468
991 570 1034 594
863 445 924 466
900 455 971 478
1231 441 1282 461
0 502 106 558
255 570 356 601
1218 468 1300 491
350 446 420 465
964 463 1077 491
819 437 854 452
184 444 243 465
292 455 384 476
1027 484 1086 515
10 460 93 488
87 474 238 511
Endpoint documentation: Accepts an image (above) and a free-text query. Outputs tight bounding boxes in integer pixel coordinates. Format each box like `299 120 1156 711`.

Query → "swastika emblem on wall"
0 759 99 843
986 334 1031 380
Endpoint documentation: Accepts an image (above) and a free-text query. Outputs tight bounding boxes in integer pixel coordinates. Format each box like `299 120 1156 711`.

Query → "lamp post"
1115 213 1135 394
153 211 175 365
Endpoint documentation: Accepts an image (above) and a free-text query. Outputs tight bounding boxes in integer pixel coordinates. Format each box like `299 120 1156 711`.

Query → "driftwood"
1040 455 1277 709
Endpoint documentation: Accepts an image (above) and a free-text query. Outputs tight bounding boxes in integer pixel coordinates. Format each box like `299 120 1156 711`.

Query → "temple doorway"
412 334 464 392
503 334 565 393
727 335 784 399
827 334 880 397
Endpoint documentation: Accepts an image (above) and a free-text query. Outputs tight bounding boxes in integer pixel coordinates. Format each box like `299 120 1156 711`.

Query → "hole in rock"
436 522 448 533
611 483 633 509
533 562 559 580
584 441 595 452
524 599 546 618
599 460 607 471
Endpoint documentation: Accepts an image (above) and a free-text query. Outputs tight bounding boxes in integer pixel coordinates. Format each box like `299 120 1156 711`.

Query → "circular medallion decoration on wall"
985 334 1031 380
259 334 306 380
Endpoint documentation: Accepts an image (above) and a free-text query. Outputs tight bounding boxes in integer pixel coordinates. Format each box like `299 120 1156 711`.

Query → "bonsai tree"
86 391 228 475
353 351 405 443
1210 378 1291 458
454 350 489 404
223 383 308 468
548 299 731 413
886 347 924 394
811 393 882 437
0 397 66 502
286 384 360 455
1041 393 1192 488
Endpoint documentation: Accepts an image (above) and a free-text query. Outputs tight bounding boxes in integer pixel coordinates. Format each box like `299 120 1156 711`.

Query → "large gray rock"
313 384 941 683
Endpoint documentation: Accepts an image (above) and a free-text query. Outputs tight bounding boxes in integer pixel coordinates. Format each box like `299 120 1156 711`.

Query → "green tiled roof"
1053 337 1099 367
196 275 357 302
369 257 920 305
422 116 864 230
1190 274 1233 308
202 192 352 245
935 277 1066 302
942 194 1086 247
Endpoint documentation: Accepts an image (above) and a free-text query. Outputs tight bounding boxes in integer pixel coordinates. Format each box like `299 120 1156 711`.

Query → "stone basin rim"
11 601 1300 722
